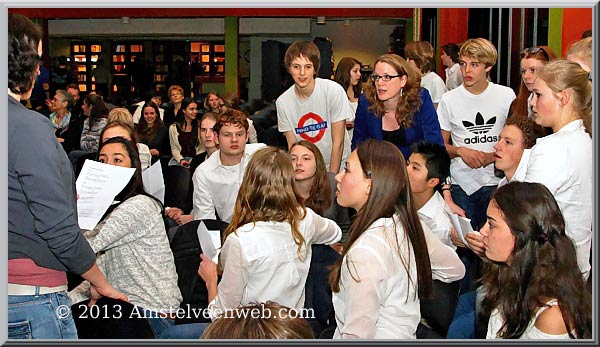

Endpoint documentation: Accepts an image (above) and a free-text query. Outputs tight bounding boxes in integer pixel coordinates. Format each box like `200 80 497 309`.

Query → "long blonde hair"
224 146 307 256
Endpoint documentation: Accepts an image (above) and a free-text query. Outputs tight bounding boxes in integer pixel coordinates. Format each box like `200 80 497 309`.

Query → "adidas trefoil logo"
463 112 496 134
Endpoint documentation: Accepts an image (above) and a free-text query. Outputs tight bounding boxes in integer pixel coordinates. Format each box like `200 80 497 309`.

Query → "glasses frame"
369 74 402 82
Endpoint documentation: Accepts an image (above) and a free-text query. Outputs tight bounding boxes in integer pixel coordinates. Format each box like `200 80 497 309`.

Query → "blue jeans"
143 309 175 339
159 322 209 339
8 291 78 339
450 184 496 230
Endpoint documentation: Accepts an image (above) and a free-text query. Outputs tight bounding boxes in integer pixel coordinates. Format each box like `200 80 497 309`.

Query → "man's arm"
442 130 485 168
329 120 346 174
284 130 297 150
192 170 216 220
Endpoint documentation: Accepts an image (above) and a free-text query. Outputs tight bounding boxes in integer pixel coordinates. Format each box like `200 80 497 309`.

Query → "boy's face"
289 55 315 90
216 123 249 158
459 55 492 90
407 153 437 195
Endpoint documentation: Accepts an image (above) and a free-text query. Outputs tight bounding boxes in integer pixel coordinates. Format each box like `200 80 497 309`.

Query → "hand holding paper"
196 220 222 263
75 159 135 230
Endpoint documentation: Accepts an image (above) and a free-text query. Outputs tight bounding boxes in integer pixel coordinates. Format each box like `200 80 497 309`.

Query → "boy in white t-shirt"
407 141 455 249
276 41 352 174
437 38 516 231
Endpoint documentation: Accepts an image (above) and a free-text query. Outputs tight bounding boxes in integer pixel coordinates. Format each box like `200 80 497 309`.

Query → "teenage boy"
276 40 352 174
407 142 455 249
437 38 515 231
192 109 265 223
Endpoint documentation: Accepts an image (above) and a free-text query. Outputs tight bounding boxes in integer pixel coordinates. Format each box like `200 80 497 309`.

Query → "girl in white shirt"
330 139 434 339
334 57 363 134
525 60 592 279
198 146 342 317
479 182 591 339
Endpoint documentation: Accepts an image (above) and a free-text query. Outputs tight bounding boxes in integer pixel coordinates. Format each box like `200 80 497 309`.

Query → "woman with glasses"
509 46 557 120
163 85 184 126
351 54 444 160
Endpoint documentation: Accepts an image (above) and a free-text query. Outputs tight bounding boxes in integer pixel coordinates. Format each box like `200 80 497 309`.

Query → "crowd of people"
8 12 593 340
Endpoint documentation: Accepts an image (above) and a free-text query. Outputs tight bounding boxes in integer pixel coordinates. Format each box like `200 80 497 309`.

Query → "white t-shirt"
445 63 463 91
207 208 341 319
421 71 448 104
524 120 592 278
276 78 352 171
437 82 516 195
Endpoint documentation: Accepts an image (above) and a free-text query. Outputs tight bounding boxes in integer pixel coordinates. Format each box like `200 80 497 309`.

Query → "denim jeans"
159 322 209 339
8 291 78 339
143 308 175 339
450 184 496 231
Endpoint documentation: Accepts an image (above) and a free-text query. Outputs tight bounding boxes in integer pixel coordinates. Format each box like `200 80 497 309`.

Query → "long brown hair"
364 54 422 128
509 45 557 119
290 140 332 215
480 182 591 338
334 57 362 99
224 146 307 257
329 140 432 300
136 101 165 143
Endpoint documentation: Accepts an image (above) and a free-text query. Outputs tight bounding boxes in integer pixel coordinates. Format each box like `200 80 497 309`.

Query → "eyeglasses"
369 74 402 82
520 47 550 61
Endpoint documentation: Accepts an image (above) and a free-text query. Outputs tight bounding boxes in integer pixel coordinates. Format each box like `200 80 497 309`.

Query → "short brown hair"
201 302 314 339
213 109 249 135
404 41 436 74
284 41 321 76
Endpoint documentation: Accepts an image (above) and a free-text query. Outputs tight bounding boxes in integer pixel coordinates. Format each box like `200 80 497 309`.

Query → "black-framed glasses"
369 74 402 82
520 47 550 61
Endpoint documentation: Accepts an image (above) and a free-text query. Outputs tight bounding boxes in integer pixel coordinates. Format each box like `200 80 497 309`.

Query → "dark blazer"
352 88 445 159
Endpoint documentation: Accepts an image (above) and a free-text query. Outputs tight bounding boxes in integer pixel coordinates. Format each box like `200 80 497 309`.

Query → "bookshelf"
70 41 102 93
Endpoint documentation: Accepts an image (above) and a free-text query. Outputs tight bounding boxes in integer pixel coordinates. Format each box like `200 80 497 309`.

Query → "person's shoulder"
276 85 296 104
489 82 516 96
534 303 569 335
122 194 160 212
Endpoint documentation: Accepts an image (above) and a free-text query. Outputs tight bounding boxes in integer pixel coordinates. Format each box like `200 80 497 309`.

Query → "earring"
400 88 403 97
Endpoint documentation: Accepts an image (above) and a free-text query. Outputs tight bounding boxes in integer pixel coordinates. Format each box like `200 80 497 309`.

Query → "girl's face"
207 94 221 111
101 126 132 144
82 102 91 117
290 145 317 182
520 57 545 92
530 78 562 129
480 200 515 264
335 150 371 211
143 106 157 125
184 102 198 121
350 63 362 86
99 143 132 168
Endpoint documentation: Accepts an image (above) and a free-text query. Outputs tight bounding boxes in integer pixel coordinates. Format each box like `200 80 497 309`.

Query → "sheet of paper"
76 159 136 230
142 160 165 204
447 212 475 250
197 221 222 263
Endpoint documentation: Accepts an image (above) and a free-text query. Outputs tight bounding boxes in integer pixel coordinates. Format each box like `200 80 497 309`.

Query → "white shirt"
497 148 531 188
445 63 463 91
418 191 456 250
207 208 341 319
332 215 465 339
487 299 571 339
333 216 419 339
138 143 152 171
421 71 448 104
276 78 352 171
524 120 592 278
192 143 266 223
437 82 516 195
132 101 165 124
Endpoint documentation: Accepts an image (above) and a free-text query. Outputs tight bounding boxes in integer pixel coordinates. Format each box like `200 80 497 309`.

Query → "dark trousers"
304 244 339 338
